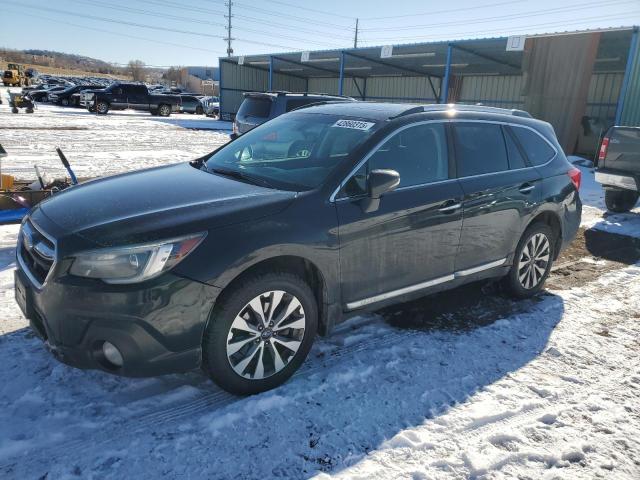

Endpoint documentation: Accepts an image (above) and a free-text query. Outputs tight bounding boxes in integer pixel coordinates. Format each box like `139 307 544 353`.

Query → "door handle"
438 201 462 213
519 183 535 194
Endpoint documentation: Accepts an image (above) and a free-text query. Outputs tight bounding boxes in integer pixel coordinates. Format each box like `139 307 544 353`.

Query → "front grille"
18 219 56 287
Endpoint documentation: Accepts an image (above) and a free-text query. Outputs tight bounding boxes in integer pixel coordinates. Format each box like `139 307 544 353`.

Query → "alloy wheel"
160 105 170 116
226 290 306 380
517 232 550 289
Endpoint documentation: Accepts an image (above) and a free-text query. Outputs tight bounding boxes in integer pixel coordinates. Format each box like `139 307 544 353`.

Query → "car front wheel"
158 104 171 117
605 189 638 213
96 101 109 114
202 272 318 395
504 223 555 298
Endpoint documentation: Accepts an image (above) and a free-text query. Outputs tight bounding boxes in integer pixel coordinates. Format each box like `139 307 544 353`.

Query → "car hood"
32 162 296 251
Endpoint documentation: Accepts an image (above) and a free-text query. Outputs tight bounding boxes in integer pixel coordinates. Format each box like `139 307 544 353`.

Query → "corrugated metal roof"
221 26 637 79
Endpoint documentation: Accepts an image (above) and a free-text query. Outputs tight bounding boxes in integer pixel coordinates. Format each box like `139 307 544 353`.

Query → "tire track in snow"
0 328 420 470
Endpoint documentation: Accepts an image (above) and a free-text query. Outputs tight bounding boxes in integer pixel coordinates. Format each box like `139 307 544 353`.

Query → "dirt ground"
380 227 640 332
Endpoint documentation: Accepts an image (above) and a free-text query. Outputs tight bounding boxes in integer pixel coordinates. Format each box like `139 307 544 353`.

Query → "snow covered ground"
1 97 640 479
0 86 231 180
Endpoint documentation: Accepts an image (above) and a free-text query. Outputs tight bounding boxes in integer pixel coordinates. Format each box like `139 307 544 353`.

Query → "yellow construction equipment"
3 63 26 87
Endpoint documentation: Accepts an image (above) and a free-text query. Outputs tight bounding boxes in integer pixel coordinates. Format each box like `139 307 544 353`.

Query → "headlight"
69 233 206 284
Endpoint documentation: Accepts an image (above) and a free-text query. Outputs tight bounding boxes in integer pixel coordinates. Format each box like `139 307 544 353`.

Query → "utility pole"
354 18 359 48
224 1 234 57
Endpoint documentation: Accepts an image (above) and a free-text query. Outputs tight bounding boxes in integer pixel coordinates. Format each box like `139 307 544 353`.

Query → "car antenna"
56 148 79 185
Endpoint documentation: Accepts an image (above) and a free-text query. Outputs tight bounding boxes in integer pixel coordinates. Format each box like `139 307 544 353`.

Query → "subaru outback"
15 103 581 395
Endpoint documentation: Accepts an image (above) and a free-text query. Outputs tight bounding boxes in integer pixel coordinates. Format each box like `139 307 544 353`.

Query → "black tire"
96 101 109 115
605 189 638 213
503 223 555 299
158 104 171 117
195 106 204 115
11 108 18 114
202 271 318 395
61 98 69 106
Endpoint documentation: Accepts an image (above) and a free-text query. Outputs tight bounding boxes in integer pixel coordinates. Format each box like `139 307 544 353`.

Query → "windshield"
204 113 379 191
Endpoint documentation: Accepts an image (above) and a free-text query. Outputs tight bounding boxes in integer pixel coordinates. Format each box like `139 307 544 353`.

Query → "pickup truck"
80 83 180 116
595 126 640 212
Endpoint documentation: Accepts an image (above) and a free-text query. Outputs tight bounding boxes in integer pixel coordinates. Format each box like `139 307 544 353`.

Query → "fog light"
102 341 124 367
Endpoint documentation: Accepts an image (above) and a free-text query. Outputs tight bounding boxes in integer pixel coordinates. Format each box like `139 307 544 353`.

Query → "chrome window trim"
17 218 58 290
345 257 507 310
329 119 558 203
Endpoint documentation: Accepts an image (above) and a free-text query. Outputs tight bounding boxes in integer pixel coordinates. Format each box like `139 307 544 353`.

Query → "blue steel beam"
440 44 453 104
615 27 639 125
339 51 345 96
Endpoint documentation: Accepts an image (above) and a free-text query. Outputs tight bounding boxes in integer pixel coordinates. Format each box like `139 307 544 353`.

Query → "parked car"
27 85 69 102
202 96 220 118
233 92 354 136
14 103 581 395
177 95 205 114
49 84 105 107
80 83 180 116
595 125 640 212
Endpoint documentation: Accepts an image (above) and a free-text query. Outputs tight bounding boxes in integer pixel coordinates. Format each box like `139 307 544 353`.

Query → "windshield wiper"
207 167 274 189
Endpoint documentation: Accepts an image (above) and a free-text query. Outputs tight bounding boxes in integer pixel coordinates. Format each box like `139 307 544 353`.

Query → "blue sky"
1 0 639 67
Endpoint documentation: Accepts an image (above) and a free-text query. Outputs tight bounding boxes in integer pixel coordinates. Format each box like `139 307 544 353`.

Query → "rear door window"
454 123 509 177
237 97 272 118
510 126 556 166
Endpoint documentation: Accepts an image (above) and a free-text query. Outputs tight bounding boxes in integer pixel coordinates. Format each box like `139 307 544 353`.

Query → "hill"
0 48 128 78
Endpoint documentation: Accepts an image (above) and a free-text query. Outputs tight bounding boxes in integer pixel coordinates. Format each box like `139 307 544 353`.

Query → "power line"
95 0 352 45
360 0 637 32
224 0 354 29
13 2 323 51
264 0 356 20
360 12 639 44
361 0 529 21
2 7 227 58
121 0 353 40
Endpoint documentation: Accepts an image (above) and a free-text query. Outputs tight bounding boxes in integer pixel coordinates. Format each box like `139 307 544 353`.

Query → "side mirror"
361 169 400 213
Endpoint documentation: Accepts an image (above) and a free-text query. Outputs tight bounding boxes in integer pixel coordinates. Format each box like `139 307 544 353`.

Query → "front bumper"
15 264 220 377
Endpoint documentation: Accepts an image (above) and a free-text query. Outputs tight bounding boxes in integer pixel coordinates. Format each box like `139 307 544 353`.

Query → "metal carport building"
219 26 639 155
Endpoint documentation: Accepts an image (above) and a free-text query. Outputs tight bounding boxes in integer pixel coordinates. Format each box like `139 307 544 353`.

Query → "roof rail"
288 99 358 112
422 104 533 118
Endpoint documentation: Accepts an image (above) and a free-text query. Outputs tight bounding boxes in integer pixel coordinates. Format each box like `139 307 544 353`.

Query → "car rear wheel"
195 106 204 115
605 189 638 213
96 101 109 114
61 98 69 106
503 223 555 299
158 104 171 117
202 272 317 395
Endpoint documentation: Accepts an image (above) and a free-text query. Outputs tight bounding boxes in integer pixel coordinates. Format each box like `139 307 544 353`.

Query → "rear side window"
504 127 527 170
285 98 319 112
510 126 556 166
237 97 272 118
454 123 509 177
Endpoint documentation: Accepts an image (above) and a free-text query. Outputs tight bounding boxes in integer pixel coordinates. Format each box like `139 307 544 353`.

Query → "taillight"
568 167 581 191
598 137 610 163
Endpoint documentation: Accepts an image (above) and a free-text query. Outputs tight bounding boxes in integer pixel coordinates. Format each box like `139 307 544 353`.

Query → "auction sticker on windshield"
332 119 376 130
